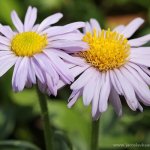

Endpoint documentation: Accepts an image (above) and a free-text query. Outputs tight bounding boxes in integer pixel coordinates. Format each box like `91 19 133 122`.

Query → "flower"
68 18 150 119
0 6 88 95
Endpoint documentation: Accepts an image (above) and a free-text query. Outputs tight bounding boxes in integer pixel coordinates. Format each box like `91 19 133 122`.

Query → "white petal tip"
90 18 99 24
118 110 123 117
75 22 86 28
83 101 90 106
70 85 75 90
92 113 101 121
140 109 143 112
67 103 72 108
99 104 108 113
11 10 16 15
99 107 107 113
56 12 63 18
135 17 144 23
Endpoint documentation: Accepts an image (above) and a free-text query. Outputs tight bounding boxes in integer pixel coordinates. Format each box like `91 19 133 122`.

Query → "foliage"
0 0 150 150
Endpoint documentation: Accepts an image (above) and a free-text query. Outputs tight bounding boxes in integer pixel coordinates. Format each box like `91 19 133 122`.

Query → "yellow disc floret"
11 32 48 57
78 29 130 71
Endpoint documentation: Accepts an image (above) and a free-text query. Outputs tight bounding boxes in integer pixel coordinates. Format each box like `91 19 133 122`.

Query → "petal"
25 79 32 88
128 34 150 47
83 22 92 34
68 90 81 108
11 10 24 32
32 24 39 31
24 6 37 31
93 111 101 121
45 72 57 96
109 87 122 116
41 26 61 35
37 80 47 94
13 57 29 91
90 18 101 32
92 72 102 117
109 70 123 95
37 13 63 32
12 57 23 89
131 47 150 55
130 48 150 67
130 57 150 67
121 18 144 38
0 47 14 61
0 51 13 57
0 54 17 77
0 35 10 46
48 32 83 41
24 6 32 26
83 71 99 106
71 67 95 90
45 22 85 37
130 48 150 66
122 65 150 106
114 69 138 110
113 25 125 33
57 46 88 53
0 24 14 39
31 58 45 84
57 80 66 89
0 44 10 51
44 50 74 84
142 67 150 77
49 40 88 52
137 102 143 112
34 52 59 85
69 64 90 78
49 49 85 66
28 59 36 84
99 72 111 112
128 63 150 85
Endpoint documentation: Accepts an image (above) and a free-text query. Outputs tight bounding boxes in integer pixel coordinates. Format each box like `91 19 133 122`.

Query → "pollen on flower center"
11 32 48 57
78 29 130 71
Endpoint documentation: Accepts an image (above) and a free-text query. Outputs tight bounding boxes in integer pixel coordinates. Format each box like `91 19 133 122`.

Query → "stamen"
78 29 130 71
11 32 48 57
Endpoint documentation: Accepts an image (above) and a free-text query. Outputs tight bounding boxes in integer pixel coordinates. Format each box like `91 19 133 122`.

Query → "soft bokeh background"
0 0 150 150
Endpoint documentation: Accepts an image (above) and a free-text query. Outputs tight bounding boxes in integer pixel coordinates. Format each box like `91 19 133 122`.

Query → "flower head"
78 28 130 71
0 6 87 95
68 18 150 119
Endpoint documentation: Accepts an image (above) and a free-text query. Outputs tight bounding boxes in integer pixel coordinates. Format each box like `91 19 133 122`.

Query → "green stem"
36 87 53 150
91 119 100 150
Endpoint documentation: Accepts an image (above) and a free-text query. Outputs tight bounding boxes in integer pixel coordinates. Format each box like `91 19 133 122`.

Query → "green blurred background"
0 0 150 150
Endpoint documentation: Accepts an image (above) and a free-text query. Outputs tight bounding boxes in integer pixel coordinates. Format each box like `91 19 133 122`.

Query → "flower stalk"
36 87 53 150
91 119 100 150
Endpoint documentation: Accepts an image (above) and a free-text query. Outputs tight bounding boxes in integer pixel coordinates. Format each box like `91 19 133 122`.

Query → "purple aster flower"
0 6 88 95
68 18 150 119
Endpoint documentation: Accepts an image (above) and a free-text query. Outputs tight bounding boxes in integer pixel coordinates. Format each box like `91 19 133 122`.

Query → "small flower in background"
0 6 88 95
68 18 150 119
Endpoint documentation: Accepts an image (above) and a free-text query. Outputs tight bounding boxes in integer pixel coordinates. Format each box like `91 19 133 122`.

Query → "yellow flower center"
79 29 130 71
11 32 48 57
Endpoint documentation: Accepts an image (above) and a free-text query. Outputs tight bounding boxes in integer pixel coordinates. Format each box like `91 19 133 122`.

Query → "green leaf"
0 106 16 139
34 99 91 150
11 89 38 106
54 131 73 150
29 0 64 9
0 0 22 25
0 140 40 150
